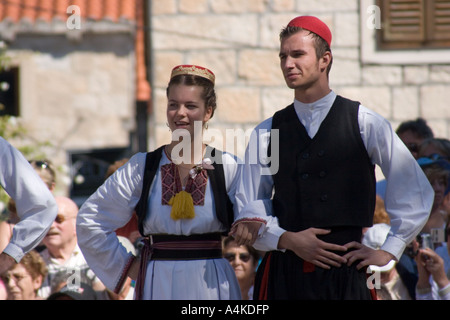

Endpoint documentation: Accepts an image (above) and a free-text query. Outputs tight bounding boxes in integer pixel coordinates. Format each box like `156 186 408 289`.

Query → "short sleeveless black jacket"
270 95 376 231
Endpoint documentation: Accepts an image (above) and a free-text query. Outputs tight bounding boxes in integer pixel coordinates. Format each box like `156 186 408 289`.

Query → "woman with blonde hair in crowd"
419 159 449 237
1 250 47 300
418 138 450 219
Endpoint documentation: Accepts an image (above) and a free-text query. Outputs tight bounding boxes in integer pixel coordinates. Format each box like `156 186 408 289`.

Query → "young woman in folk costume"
76 65 242 299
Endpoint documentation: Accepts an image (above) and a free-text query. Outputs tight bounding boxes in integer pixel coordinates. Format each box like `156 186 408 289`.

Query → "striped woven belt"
134 233 224 299
149 233 223 260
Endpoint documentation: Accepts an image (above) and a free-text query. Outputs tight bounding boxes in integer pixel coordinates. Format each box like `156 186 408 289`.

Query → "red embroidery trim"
114 254 135 294
231 217 267 228
161 162 207 206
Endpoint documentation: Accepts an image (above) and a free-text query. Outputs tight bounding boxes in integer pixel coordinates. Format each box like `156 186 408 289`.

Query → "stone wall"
150 0 450 166
5 32 135 194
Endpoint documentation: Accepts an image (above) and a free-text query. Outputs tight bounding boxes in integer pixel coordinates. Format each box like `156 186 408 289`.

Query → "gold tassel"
168 191 195 220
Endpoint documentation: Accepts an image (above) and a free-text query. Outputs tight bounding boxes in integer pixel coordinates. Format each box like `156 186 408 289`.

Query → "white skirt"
141 258 241 300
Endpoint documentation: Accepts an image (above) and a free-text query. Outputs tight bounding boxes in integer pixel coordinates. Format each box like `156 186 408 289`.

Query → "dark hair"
222 236 260 265
166 74 217 118
279 26 333 76
396 118 434 139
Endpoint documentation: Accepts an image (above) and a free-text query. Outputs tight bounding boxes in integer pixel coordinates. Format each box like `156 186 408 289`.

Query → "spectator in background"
223 236 260 300
419 138 450 161
1 250 47 300
377 118 434 200
29 159 57 191
396 118 434 159
418 158 449 237
38 196 105 299
418 138 450 217
396 156 450 299
416 248 450 300
415 217 450 300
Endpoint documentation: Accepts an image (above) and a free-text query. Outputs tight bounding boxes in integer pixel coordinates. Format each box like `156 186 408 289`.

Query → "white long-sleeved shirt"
235 91 434 260
0 136 57 262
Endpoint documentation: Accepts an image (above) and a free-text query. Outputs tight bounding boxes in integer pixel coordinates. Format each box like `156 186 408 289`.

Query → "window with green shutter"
377 0 450 50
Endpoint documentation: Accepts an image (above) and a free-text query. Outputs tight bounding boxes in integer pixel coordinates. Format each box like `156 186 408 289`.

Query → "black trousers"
254 250 375 300
254 227 376 300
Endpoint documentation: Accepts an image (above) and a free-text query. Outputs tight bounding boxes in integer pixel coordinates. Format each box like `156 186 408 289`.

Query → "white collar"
294 90 336 113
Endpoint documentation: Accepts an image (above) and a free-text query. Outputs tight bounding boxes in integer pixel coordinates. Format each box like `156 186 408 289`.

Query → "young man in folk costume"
231 16 434 299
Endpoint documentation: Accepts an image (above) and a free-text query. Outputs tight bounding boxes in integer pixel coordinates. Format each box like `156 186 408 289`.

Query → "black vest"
135 145 234 236
270 95 375 232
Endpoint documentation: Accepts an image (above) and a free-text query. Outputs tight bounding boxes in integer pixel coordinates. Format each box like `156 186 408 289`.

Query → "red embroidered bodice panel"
160 162 208 206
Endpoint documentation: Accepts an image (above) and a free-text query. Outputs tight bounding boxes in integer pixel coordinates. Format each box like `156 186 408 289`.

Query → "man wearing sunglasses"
0 137 57 275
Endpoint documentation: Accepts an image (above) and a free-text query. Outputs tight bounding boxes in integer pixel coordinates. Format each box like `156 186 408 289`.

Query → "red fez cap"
287 16 332 47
